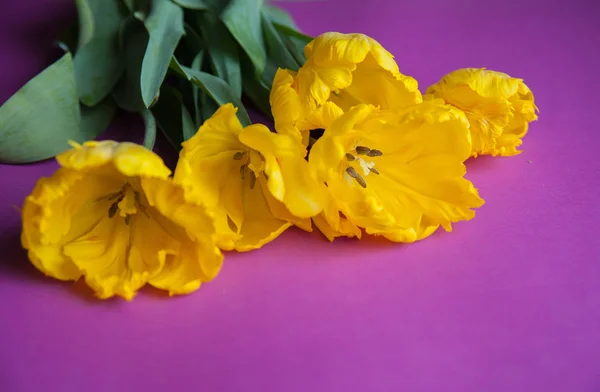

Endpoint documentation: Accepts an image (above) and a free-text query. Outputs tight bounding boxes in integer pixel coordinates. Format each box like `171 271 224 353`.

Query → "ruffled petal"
426 68 538 156
301 32 421 111
312 195 362 242
239 125 327 219
21 168 122 281
57 140 172 179
309 103 484 242
63 215 146 300
234 176 292 251
142 177 223 294
175 103 248 249
179 103 246 158
270 68 303 135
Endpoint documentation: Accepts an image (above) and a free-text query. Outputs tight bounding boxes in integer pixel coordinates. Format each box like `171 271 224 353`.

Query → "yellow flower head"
270 32 422 143
21 141 223 300
426 68 538 157
175 104 327 252
309 100 485 242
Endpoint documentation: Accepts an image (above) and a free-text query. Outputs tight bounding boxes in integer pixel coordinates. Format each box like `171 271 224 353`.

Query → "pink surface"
1 0 600 391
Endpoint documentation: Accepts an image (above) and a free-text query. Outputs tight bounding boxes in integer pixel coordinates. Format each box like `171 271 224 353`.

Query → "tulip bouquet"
1 0 538 300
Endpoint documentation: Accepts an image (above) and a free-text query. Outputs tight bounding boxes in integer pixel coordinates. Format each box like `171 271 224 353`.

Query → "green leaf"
170 57 251 126
140 0 185 108
182 104 197 141
221 0 266 76
141 109 157 150
182 22 204 56
80 98 117 138
151 85 196 148
171 0 208 10
199 91 219 124
124 0 152 19
261 10 300 71
242 74 271 118
263 4 298 30
0 54 110 163
174 0 229 13
73 0 127 106
122 0 135 11
191 51 206 127
197 12 242 98
260 60 280 90
274 22 313 47
112 18 148 112
239 55 271 118
75 0 95 51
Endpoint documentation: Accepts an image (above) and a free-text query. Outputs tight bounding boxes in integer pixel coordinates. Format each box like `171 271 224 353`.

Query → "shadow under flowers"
0 224 126 304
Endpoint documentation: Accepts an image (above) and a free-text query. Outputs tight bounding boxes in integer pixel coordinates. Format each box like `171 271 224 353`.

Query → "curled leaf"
170 57 251 126
0 54 113 163
140 0 185 108
221 0 266 76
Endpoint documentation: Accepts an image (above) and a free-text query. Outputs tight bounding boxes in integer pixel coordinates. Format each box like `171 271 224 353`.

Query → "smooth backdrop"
1 0 599 391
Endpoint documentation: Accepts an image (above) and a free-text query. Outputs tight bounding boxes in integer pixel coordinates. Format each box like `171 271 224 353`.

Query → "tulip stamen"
346 166 367 188
108 193 124 219
355 145 383 157
240 164 248 180
345 153 356 161
355 146 370 155
366 149 383 157
233 151 245 160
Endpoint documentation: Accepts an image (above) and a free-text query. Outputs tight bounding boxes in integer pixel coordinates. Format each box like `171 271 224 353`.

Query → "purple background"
1 0 599 391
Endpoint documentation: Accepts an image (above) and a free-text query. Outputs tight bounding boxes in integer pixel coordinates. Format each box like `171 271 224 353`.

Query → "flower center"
344 145 382 188
232 150 263 189
98 182 149 225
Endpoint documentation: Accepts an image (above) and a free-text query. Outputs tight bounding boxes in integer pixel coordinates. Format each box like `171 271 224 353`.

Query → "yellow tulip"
21 141 223 300
270 32 422 144
308 100 485 242
175 104 327 251
426 68 538 157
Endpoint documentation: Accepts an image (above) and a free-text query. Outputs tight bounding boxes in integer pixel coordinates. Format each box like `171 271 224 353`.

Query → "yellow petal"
239 124 327 219
309 102 484 242
174 152 243 250
142 177 223 294
234 176 292 251
21 168 119 281
312 195 362 241
262 184 313 233
426 68 538 156
302 32 421 111
176 103 248 249
270 68 304 137
180 103 245 158
297 101 345 134
57 140 172 179
23 140 222 299
63 213 150 300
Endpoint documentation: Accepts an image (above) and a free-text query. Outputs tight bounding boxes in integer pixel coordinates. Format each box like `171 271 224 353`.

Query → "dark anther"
355 146 370 155
233 151 245 160
366 149 383 157
345 153 356 161
346 166 367 188
240 164 248 180
108 202 119 218
369 167 380 175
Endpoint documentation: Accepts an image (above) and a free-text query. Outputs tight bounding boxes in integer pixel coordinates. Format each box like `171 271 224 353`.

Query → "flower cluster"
21 32 538 300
